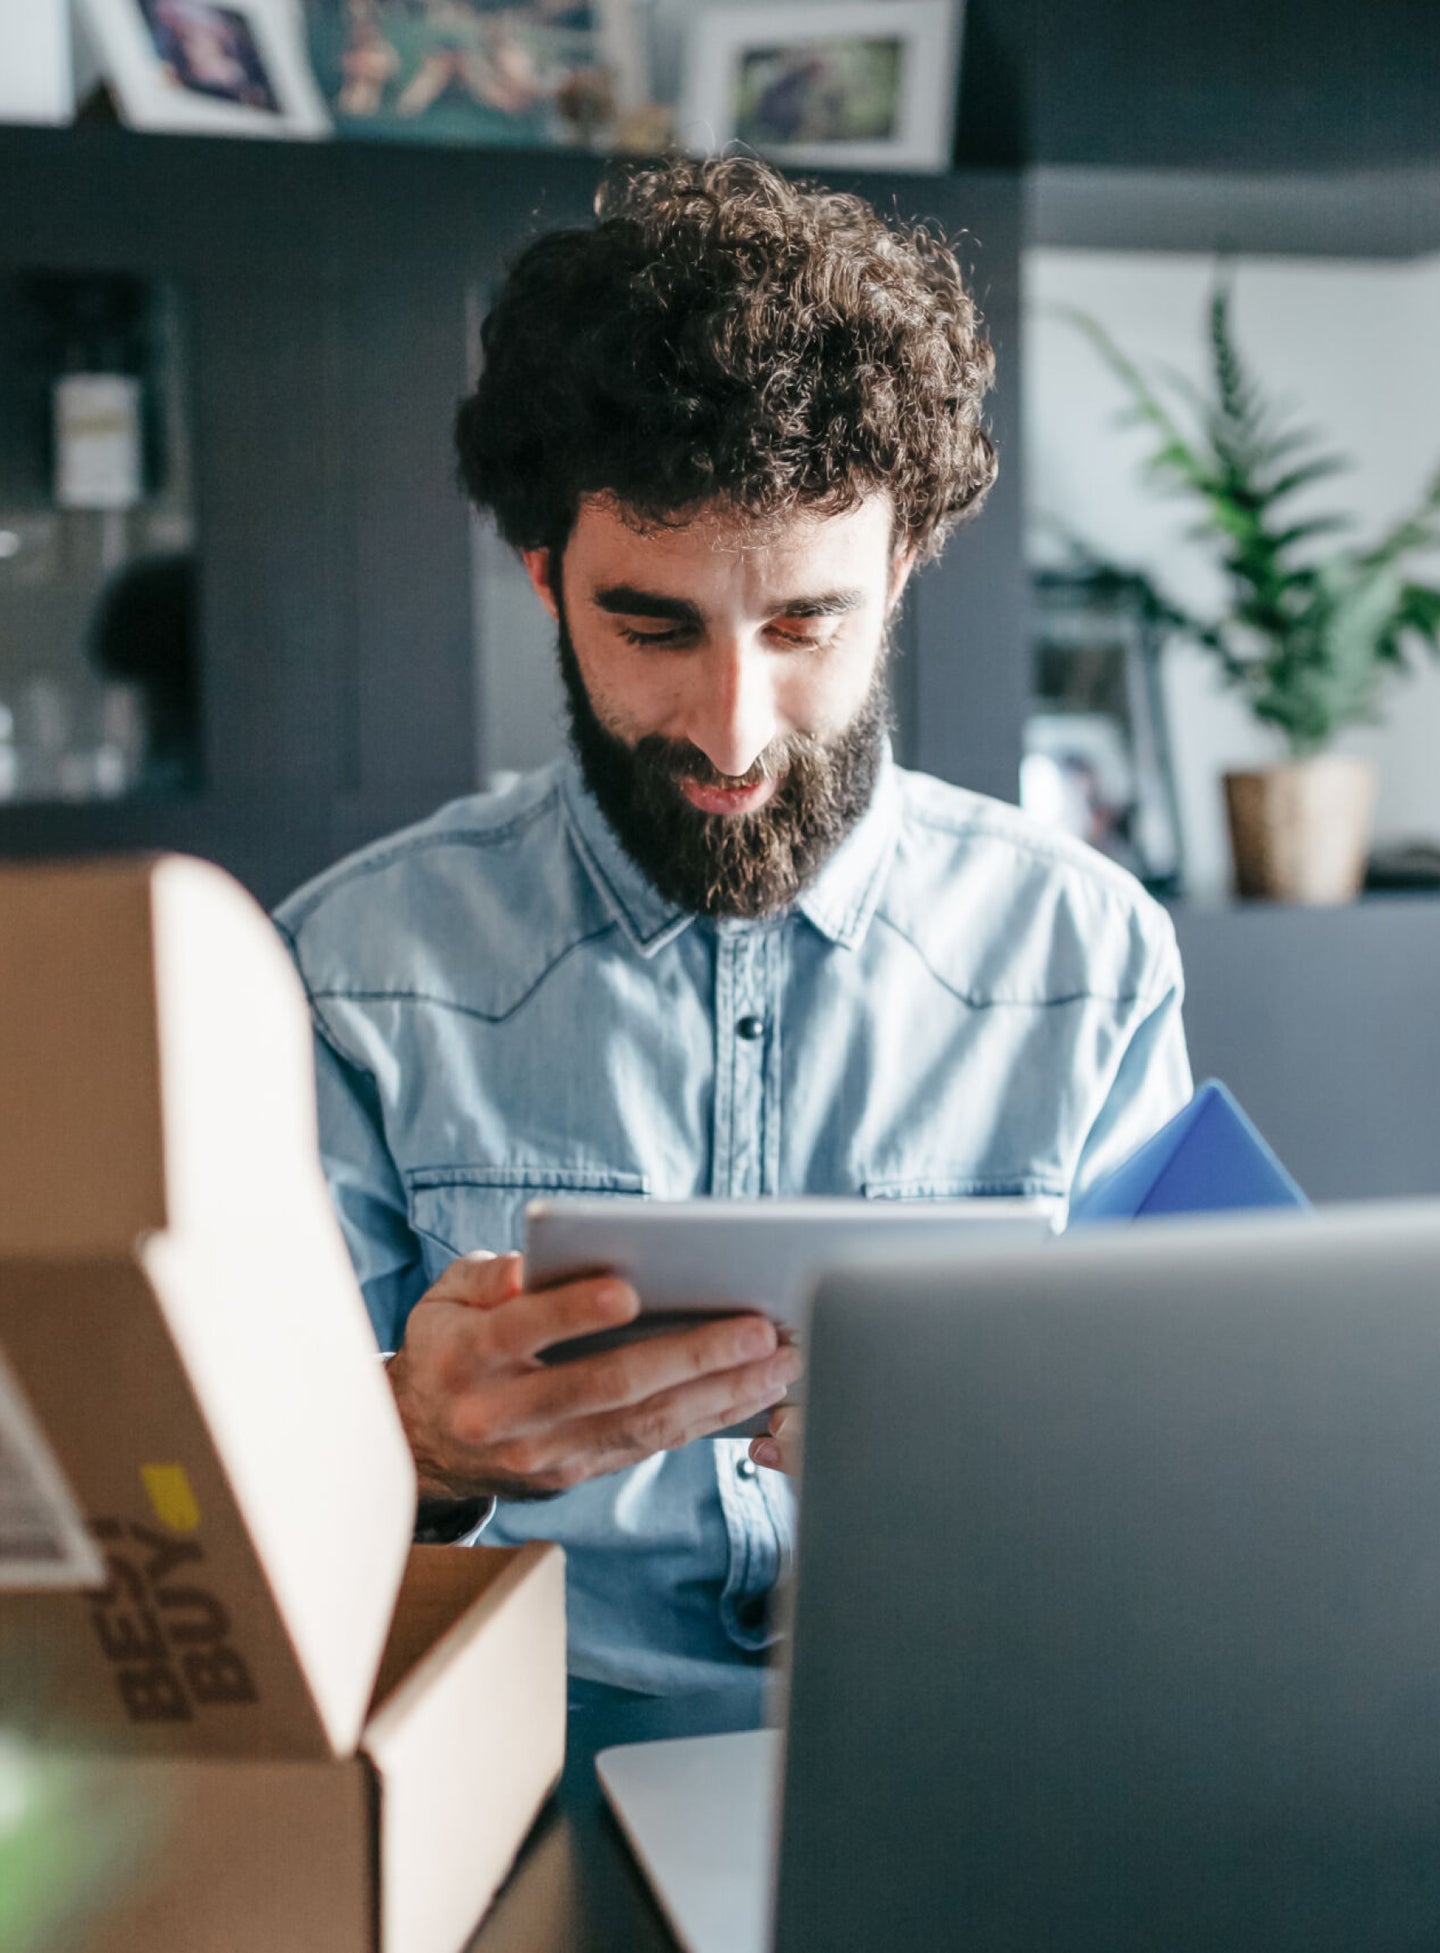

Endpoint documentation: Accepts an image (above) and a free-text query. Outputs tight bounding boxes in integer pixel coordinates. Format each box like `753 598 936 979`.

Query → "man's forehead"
569 491 896 569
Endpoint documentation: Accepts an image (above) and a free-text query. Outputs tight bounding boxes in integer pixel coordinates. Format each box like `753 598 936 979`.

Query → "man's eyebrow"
592 585 867 622
593 586 704 625
776 589 867 618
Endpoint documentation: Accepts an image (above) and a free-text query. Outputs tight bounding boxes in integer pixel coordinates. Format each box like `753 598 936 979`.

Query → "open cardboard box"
34 1544 565 1953
0 856 566 1951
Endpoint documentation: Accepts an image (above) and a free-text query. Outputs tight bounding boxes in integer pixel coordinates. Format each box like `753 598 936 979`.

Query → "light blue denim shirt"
275 746 1191 1694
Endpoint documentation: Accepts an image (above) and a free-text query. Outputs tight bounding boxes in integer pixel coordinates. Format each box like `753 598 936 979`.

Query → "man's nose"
681 642 778 780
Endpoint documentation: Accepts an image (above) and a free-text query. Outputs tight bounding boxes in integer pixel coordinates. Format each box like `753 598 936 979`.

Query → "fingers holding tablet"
385 1251 801 1502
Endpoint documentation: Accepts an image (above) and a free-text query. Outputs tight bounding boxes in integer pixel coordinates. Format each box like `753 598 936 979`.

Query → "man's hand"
386 1251 803 1501
749 1404 802 1476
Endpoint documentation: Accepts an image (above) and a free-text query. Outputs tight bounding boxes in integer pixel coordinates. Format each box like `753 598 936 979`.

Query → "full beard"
557 611 892 921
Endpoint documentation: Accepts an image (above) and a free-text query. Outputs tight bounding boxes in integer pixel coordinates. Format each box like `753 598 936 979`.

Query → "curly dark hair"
455 155 997 562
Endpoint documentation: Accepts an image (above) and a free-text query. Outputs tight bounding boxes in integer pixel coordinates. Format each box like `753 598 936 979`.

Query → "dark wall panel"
343 273 475 800
193 272 346 798
908 518 1030 804
906 172 1026 801
957 0 1440 176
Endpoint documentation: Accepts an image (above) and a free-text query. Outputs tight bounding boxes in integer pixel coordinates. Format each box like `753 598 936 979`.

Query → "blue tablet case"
1068 1078 1308 1225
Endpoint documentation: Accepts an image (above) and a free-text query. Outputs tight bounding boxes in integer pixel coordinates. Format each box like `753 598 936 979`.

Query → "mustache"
633 733 815 794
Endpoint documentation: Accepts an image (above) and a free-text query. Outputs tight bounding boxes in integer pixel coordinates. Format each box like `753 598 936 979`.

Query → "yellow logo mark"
141 1464 201 1534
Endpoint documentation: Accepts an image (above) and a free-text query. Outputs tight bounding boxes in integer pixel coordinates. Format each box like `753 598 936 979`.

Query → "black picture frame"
1023 566 1185 897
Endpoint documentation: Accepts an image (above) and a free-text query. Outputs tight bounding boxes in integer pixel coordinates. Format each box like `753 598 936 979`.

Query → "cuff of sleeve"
413 1495 497 1545
379 1355 497 1545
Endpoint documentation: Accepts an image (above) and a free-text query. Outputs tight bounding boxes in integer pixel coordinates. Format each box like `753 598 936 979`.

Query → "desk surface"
467 1684 767 1953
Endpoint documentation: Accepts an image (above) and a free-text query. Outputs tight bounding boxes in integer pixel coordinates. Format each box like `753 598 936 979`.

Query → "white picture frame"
678 0 962 175
0 0 75 127
80 0 330 139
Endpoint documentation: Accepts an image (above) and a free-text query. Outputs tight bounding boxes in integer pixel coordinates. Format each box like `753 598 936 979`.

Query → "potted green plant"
1059 285 1440 902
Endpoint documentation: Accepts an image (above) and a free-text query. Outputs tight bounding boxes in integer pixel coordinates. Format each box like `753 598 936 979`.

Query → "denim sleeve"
1068 924 1193 1207
312 1030 429 1352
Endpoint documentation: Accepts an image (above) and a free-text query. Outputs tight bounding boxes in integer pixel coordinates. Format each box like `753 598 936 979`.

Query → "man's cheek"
794 677 873 742
579 673 645 744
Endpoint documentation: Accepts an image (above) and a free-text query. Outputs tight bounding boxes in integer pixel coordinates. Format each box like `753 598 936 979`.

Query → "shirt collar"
794 741 901 948
560 740 901 957
560 757 694 956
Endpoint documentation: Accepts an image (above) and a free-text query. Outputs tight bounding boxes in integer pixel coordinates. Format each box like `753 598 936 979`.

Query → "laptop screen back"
774 1203 1440 1953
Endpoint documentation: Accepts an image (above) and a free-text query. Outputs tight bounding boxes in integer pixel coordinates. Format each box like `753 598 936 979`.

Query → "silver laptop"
601 1200 1440 1953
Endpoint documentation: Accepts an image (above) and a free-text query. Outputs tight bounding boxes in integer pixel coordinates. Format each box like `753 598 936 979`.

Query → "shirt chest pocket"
406 1164 652 1283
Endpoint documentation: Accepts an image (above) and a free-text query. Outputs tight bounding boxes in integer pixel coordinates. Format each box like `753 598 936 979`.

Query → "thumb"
428 1250 526 1312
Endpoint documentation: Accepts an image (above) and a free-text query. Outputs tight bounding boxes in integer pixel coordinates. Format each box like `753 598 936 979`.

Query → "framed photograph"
1020 568 1185 896
679 0 962 174
0 1 75 126
304 1 649 151
80 0 330 138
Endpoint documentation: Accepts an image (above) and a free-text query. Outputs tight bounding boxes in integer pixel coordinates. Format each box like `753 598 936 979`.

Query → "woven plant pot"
1223 755 1376 904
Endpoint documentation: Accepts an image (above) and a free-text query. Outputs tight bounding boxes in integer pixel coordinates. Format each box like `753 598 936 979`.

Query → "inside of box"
368 1546 515 1713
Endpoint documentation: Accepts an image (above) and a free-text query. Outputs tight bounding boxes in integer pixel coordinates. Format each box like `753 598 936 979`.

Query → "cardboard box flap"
0 855 333 1255
0 859 165 1257
364 1544 567 1953
1 1254 345 1756
142 1226 417 1757
0 855 416 1756
0 1215 415 1766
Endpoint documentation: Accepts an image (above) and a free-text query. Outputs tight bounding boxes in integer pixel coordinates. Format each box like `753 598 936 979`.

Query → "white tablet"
524 1195 1060 1338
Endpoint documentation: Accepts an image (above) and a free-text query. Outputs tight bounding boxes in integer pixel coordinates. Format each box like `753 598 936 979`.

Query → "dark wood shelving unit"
0 124 1023 907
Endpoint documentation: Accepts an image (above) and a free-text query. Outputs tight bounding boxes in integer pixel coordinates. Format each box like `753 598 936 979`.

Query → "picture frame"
303 1 649 152
1021 568 1185 896
678 0 962 175
79 0 331 139
0 1 75 127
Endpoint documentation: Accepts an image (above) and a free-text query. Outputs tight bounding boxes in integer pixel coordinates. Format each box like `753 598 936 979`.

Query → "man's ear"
887 545 918 613
520 546 560 622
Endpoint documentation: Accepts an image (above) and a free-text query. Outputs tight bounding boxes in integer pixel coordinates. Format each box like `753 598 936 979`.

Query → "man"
275 156 1190 1696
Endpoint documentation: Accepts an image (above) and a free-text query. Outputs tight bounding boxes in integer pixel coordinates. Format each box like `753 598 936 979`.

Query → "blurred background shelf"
1029 165 1440 260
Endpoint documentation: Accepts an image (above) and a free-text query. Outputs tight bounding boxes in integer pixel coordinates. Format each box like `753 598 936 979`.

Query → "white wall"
1025 249 1440 897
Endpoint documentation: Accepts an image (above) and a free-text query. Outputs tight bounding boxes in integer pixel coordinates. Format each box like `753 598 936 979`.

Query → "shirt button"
735 1456 758 1480
736 1015 764 1041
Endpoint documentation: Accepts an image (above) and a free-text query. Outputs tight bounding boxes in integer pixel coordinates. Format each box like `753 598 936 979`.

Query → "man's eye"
619 626 688 647
616 624 827 650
